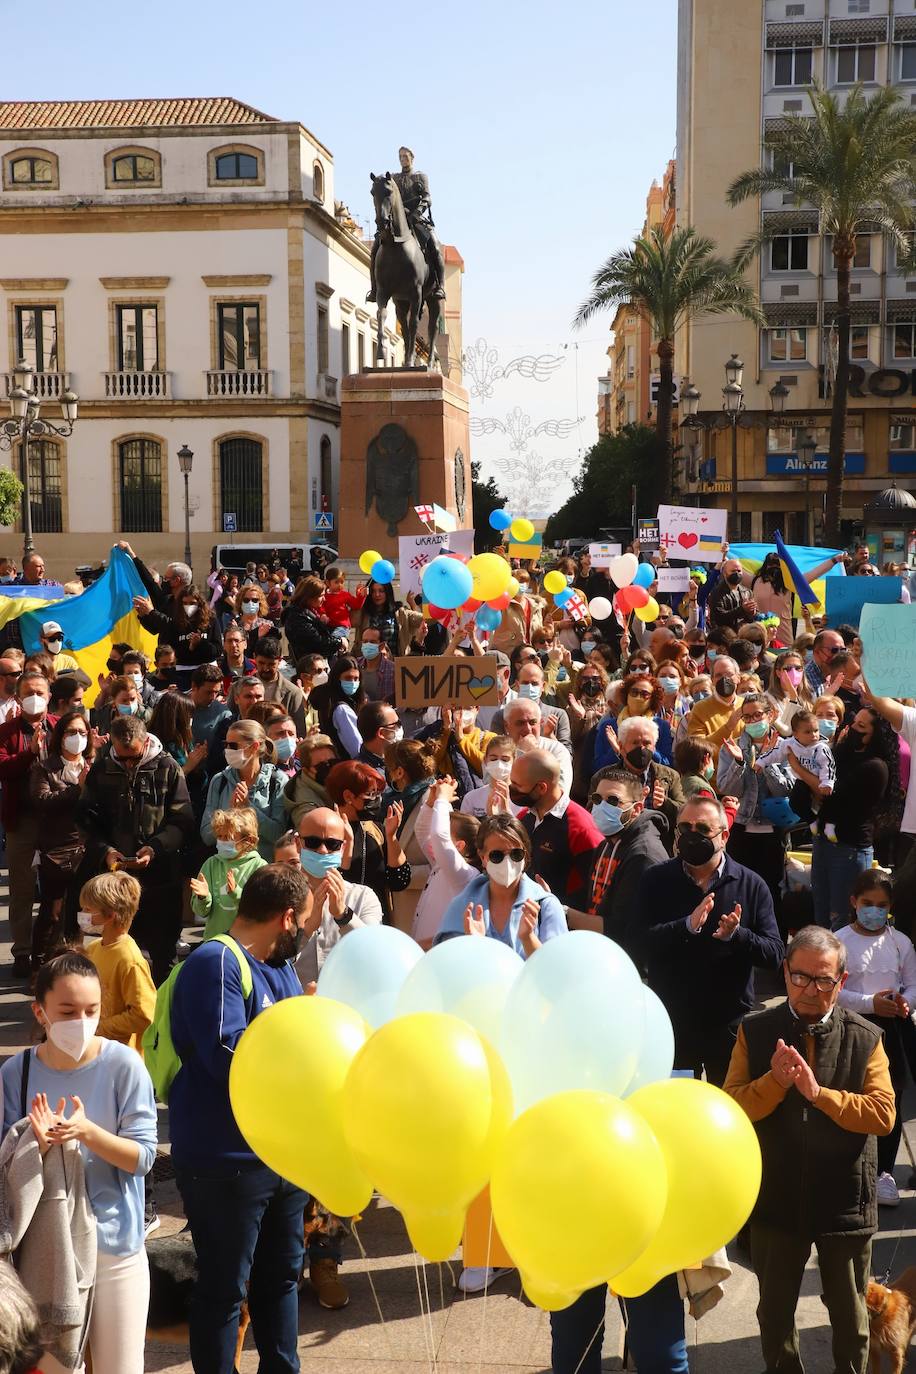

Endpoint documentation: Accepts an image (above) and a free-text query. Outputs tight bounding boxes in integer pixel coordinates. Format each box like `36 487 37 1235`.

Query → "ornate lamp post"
799 431 818 545
0 359 78 558
177 444 194 570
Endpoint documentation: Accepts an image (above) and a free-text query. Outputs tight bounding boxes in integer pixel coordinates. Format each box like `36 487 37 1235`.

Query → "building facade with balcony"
676 0 916 552
0 97 404 574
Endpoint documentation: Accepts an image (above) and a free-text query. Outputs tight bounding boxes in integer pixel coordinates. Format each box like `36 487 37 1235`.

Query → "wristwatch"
334 906 355 929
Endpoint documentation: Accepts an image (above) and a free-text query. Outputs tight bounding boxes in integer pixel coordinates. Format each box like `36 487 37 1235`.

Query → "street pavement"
2 868 916 1372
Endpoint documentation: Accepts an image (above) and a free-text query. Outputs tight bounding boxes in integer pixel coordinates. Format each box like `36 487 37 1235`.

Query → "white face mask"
77 910 103 935
224 746 250 770
485 759 512 783
126 672 143 688
183 604 199 619
63 732 87 755
485 856 526 889
21 694 46 717
45 638 63 653
44 1013 99 1063
310 670 329 687
384 725 404 743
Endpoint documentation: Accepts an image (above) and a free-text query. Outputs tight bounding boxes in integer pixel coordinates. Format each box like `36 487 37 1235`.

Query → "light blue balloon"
476 606 502 632
396 935 524 1046
489 508 512 532
421 556 473 611
633 561 656 589
553 587 574 608
499 930 644 1113
371 559 396 585
623 985 675 1096
316 925 422 1028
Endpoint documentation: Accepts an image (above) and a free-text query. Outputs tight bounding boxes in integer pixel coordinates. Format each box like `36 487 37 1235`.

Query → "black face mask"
727 572 742 587
849 728 868 749
313 760 335 785
536 650 549 666
716 676 736 698
360 794 383 819
509 784 538 808
579 678 603 698
678 830 717 866
625 746 653 772
267 926 299 968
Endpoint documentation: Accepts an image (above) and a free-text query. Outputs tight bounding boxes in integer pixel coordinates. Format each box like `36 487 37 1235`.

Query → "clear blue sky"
5 0 678 510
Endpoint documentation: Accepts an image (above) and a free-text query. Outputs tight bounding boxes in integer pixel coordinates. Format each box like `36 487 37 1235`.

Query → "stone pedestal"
338 369 472 560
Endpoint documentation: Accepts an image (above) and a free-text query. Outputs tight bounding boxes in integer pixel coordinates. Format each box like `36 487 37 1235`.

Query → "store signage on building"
818 364 916 399
766 453 866 476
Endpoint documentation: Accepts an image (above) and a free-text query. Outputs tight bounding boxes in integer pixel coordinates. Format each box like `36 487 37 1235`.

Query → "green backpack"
142 935 253 1102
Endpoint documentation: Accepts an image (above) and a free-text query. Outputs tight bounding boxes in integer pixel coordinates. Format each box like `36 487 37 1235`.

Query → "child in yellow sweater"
79 871 157 1053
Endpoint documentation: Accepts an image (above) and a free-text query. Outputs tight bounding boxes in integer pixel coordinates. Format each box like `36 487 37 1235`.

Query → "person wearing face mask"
591 672 675 773
564 767 668 964
356 700 403 767
601 715 684 853
317 656 367 759
283 734 340 825
168 865 321 1363
266 713 300 780
708 556 758 632
411 775 482 948
492 660 572 753
0 672 57 978
834 872 916 1208
767 651 815 737
324 760 410 924
564 662 612 802
0 949 157 1374
507 749 603 903
434 812 567 958
29 709 97 963
718 695 797 908
460 735 522 818
356 626 395 703
381 739 437 930
252 637 309 736
38 619 79 674
134 584 220 691
639 797 784 1084
91 674 152 739
202 719 287 861
293 806 382 985
682 655 745 763
190 807 267 938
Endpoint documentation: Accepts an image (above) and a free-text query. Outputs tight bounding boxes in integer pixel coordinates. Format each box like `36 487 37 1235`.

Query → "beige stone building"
677 0 916 550
0 96 413 578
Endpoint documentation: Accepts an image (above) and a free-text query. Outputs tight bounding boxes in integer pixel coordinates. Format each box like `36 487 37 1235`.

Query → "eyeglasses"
0 670 20 679
689 642 707 653
676 821 723 838
743 712 767 724
628 691 653 700
590 793 629 807
486 847 526 865
787 968 841 994
300 835 345 852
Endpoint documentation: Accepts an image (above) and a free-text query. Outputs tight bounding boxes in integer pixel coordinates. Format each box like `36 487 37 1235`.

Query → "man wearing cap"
39 621 79 674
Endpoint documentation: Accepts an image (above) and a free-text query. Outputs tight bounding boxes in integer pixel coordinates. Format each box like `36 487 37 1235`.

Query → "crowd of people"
0 533 912 1374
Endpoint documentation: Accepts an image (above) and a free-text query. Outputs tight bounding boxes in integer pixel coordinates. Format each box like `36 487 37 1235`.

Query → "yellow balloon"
343 1013 510 1261
543 570 567 595
229 996 373 1217
467 552 512 603
510 517 535 542
610 1079 762 1297
506 576 520 598
359 549 382 576
490 1090 667 1309
633 596 660 623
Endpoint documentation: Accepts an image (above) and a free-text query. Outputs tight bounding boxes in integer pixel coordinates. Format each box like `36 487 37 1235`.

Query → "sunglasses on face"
486 848 526 865
300 835 345 852
628 690 653 700
590 793 629 807
676 821 722 838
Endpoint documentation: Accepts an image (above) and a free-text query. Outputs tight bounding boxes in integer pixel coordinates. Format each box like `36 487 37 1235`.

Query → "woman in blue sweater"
591 671 674 774
0 949 157 1374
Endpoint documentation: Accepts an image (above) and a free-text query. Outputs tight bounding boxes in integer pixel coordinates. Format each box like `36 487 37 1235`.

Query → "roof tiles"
0 98 278 131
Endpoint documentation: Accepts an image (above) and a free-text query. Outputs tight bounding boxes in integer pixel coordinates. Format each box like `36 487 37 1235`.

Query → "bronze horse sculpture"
369 173 440 370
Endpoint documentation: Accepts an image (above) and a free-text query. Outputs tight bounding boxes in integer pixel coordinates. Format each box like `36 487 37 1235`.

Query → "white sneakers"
877 1171 901 1207
457 1266 513 1294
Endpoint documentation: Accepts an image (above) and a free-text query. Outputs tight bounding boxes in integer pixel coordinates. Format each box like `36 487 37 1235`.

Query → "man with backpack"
164 865 310 1374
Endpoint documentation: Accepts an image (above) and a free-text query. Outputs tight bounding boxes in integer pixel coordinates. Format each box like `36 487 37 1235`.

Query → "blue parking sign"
223 513 237 534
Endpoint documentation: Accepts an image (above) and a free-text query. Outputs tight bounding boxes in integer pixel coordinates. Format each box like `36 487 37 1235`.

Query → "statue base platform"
338 369 471 561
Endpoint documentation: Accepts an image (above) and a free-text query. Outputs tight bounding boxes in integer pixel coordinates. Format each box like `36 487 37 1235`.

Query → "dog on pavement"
146 1231 250 1374
866 1266 916 1374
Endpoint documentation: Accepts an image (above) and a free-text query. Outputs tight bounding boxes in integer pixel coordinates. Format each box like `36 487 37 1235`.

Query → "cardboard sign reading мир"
394 655 500 708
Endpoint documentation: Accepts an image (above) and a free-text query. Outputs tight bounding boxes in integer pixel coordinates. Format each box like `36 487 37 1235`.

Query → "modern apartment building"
676 0 916 548
0 97 412 575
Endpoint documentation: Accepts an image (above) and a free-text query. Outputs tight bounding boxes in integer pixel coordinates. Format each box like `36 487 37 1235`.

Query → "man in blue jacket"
169 865 310 1374
637 795 785 1085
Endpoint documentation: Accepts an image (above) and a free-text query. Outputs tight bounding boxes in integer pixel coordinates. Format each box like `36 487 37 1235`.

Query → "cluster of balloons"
229 926 762 1309
358 548 396 585
597 551 661 624
419 549 519 632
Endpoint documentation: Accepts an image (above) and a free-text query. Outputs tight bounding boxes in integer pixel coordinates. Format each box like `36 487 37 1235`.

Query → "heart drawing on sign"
467 676 495 699
678 533 699 550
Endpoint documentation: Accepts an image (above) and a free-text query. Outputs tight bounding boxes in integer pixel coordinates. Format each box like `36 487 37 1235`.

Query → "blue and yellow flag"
11 548 156 705
774 529 818 607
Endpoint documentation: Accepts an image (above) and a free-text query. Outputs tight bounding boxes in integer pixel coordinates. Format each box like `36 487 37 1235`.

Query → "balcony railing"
104 371 171 400
206 369 271 398
3 371 68 401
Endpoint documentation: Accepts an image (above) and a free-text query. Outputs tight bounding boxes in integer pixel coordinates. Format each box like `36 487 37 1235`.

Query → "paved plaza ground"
2 866 915 1372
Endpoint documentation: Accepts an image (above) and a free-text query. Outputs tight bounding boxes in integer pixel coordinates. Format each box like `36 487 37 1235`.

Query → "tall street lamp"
0 359 78 558
177 444 193 570
722 354 745 534
799 431 818 545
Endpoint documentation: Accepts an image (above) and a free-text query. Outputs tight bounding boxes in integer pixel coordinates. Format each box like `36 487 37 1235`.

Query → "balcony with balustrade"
206 369 271 398
2 371 68 402
104 371 172 400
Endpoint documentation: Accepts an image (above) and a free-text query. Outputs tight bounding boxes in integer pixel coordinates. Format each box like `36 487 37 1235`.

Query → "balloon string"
420 1254 438 1368
476 1204 495 1374
572 1307 607 1374
350 1218 397 1361
412 1249 436 1372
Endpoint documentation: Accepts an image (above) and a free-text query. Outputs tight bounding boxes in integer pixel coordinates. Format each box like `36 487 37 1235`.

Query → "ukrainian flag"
508 532 543 560
774 529 818 607
12 548 156 705
728 539 845 620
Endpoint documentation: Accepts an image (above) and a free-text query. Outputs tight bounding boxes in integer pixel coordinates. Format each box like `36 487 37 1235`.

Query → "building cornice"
0 277 68 290
99 275 170 289
201 274 272 287
74 397 342 422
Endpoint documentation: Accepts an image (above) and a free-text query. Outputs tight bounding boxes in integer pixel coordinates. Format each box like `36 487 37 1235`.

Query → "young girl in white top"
836 871 916 1209
460 735 521 819
412 775 480 949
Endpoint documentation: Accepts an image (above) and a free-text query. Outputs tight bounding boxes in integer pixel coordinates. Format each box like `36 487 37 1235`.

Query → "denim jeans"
550 1273 687 1374
811 835 873 929
175 1161 309 1374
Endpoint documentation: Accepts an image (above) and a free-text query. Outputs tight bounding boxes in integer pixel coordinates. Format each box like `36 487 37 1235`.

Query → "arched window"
110 151 159 185
320 435 333 510
219 437 263 532
118 438 162 533
3 148 59 191
22 439 62 533
313 161 325 201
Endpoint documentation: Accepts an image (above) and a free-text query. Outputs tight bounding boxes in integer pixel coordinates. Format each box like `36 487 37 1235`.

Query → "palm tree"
728 82 916 542
573 225 762 503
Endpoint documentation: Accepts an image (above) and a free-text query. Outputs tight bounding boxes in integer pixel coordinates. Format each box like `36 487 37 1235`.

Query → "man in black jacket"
708 556 757 631
76 715 194 984
565 768 668 971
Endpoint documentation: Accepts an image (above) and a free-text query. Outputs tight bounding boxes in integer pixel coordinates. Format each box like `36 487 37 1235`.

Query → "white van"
210 542 337 577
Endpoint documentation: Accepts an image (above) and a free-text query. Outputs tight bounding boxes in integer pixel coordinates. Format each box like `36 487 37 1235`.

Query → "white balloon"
588 596 612 621
609 552 638 588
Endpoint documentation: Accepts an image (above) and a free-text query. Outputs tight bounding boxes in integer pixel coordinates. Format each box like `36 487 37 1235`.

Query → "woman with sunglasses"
433 814 567 956
324 760 411 924
717 694 793 909
767 649 814 737
201 719 287 860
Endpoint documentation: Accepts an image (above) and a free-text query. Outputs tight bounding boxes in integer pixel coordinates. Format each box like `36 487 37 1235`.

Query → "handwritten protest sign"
657 567 690 596
589 542 622 568
657 505 727 562
397 531 475 598
394 655 500 709
860 603 916 698
824 575 901 628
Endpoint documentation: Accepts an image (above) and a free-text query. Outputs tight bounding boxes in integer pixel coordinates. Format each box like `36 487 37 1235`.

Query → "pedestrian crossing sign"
313 512 334 531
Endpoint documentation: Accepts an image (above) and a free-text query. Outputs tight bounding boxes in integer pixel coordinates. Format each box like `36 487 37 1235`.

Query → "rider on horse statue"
367 146 446 303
